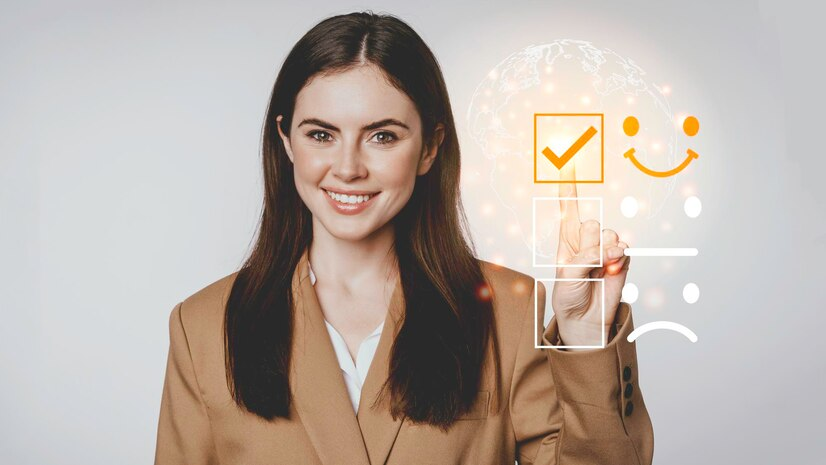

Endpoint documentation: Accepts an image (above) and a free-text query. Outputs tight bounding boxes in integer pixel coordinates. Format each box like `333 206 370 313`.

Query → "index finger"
558 162 581 236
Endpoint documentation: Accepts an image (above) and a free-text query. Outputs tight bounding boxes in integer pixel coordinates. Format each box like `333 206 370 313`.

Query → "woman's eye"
371 131 397 145
307 130 333 143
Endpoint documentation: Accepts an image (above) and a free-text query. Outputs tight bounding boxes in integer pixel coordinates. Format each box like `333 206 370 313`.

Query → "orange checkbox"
534 113 604 184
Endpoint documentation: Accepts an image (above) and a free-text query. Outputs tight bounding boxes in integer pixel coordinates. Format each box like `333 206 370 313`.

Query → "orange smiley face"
622 115 700 177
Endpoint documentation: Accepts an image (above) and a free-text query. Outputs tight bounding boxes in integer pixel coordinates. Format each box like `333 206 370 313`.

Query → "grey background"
1 0 823 463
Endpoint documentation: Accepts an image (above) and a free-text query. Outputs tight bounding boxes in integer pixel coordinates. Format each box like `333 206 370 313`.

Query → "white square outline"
534 278 605 349
531 196 603 268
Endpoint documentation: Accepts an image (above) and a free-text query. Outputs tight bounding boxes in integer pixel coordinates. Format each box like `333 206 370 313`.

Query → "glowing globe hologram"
466 39 678 263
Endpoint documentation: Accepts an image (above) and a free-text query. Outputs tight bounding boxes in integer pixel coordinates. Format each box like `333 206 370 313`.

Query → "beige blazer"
154 248 654 464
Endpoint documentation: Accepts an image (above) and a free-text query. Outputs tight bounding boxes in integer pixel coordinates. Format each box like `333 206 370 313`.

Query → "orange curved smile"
623 148 699 178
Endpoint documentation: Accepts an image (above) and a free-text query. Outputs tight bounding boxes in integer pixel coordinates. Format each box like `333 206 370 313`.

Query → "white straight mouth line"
623 247 698 257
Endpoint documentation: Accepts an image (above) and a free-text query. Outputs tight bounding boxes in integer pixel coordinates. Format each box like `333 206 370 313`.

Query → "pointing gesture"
551 163 630 347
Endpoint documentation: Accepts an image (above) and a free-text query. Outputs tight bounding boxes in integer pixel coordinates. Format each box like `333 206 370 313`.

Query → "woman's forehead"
293 65 420 129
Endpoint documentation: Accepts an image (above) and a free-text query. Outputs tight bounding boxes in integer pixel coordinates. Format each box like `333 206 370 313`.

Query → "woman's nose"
331 141 368 181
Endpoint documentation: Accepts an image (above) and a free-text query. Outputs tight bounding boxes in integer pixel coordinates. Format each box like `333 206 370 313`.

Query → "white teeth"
324 189 373 204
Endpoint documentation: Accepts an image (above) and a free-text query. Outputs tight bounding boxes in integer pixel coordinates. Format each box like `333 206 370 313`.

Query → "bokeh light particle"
644 287 666 309
476 283 493 301
507 223 521 235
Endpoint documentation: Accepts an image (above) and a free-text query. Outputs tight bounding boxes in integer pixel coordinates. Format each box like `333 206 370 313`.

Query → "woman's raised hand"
551 163 630 347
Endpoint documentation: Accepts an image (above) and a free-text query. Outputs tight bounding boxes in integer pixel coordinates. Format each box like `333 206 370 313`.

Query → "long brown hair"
224 11 499 430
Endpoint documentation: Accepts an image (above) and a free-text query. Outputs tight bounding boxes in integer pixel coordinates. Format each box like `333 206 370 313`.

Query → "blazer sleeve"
510 281 654 465
154 302 220 465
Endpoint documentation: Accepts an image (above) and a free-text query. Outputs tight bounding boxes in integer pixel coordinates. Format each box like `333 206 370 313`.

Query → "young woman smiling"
154 11 654 465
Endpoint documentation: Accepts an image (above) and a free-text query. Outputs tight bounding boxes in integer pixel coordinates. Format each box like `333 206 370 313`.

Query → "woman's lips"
322 188 380 215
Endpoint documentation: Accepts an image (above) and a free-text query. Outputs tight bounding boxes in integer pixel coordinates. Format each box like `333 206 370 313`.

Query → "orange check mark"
541 126 598 170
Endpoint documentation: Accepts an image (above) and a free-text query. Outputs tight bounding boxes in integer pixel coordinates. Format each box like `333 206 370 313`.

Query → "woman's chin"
315 219 375 242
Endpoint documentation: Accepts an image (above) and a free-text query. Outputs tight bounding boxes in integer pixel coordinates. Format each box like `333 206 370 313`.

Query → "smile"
623 148 699 178
322 188 380 215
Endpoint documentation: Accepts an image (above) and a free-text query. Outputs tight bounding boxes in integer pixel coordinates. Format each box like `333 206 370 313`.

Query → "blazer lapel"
356 270 405 465
290 249 371 465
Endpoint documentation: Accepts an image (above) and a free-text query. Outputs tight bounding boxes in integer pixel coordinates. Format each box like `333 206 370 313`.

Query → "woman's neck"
307 221 399 296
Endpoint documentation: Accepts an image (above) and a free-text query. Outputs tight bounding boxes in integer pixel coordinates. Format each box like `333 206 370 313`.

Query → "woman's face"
277 64 441 242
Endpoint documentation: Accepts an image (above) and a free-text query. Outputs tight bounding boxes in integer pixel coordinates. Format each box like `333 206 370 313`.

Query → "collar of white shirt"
308 260 384 412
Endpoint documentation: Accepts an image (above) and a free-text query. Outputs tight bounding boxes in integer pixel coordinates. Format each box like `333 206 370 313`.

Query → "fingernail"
608 247 624 259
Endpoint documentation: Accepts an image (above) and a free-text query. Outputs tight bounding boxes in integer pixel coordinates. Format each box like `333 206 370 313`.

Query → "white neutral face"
277 64 438 242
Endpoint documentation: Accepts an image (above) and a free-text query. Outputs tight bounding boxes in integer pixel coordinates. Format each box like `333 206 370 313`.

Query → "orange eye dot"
623 116 639 136
683 116 699 136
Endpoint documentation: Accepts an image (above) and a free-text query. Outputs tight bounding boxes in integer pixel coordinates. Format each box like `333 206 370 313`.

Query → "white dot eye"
622 282 639 304
684 196 702 218
682 283 700 304
620 196 638 218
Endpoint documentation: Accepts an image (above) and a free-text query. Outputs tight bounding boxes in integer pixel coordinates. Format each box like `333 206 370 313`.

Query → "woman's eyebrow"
297 118 410 131
362 118 410 131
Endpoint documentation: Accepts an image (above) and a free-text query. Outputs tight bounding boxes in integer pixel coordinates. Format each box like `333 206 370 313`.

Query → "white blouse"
308 261 384 413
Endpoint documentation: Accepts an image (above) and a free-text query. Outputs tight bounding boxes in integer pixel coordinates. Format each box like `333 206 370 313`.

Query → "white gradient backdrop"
2 0 823 463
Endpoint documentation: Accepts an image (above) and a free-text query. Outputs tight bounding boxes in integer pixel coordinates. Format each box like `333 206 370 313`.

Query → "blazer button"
623 365 632 382
625 401 634 417
624 383 634 399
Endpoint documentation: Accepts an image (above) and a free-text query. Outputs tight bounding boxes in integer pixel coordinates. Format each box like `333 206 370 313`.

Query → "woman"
154 11 654 465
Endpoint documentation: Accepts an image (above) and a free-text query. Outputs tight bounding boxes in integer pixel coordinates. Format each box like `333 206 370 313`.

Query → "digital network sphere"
466 40 677 260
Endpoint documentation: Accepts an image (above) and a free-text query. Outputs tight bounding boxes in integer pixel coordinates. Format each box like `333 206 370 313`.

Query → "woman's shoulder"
476 260 540 355
171 262 538 338
476 259 536 314
175 270 241 338
477 258 534 286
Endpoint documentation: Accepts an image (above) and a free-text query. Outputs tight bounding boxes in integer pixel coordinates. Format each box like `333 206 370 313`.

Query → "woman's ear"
417 123 445 176
276 115 294 163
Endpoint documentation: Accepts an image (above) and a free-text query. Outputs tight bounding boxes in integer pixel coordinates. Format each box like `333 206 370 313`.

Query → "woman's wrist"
556 318 611 348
